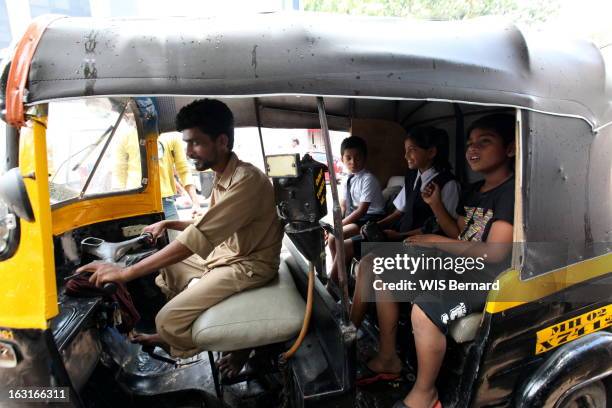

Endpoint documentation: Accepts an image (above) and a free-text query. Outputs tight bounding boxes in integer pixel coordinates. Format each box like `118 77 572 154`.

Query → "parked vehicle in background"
308 151 345 182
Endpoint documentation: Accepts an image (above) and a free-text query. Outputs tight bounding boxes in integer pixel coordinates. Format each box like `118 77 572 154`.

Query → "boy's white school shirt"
342 169 386 215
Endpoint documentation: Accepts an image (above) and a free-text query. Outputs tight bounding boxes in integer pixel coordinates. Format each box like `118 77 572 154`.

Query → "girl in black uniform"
350 127 460 327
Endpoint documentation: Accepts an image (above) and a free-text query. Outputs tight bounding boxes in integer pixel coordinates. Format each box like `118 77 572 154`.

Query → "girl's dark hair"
467 113 515 146
405 126 451 172
341 136 367 158
176 98 235 150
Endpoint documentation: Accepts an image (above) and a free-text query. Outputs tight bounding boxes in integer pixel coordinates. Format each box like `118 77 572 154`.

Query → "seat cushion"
448 313 482 343
191 261 306 352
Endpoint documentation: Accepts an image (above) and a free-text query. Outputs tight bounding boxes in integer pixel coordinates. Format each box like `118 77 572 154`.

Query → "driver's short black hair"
175 99 234 150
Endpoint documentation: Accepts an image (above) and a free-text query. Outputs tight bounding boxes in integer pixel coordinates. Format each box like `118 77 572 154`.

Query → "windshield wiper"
50 125 114 184
78 101 128 198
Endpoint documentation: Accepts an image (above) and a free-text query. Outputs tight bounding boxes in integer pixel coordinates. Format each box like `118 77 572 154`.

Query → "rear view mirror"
0 168 35 222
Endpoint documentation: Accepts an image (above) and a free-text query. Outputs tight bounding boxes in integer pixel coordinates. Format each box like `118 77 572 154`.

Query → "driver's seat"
191 260 306 351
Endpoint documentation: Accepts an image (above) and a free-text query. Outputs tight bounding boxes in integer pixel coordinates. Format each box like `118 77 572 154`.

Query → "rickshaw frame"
0 12 611 408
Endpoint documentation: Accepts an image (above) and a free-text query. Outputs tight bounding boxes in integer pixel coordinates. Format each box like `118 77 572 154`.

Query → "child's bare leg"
403 304 445 408
367 291 402 374
349 254 375 328
328 234 336 258
328 238 354 287
328 223 358 267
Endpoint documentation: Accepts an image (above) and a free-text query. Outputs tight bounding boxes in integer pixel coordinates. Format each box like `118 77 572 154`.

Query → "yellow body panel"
0 114 161 329
535 304 612 354
0 120 57 329
486 252 612 314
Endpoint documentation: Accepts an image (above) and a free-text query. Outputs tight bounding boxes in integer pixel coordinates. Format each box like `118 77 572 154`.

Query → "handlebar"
102 282 118 295
68 232 155 296
81 232 155 264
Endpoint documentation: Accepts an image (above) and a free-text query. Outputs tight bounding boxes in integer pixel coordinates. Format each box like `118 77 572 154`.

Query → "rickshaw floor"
354 319 466 408
82 329 285 408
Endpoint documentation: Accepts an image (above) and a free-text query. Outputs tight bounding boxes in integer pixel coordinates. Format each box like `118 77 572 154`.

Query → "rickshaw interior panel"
520 112 603 279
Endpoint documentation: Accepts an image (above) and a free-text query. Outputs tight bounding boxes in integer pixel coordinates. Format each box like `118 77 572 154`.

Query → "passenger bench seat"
448 313 482 343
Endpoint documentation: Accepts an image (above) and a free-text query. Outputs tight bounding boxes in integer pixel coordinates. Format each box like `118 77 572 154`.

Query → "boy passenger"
328 136 385 284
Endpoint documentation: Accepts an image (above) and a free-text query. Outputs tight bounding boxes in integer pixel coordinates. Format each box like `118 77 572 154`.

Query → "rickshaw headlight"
0 341 18 368
0 202 17 253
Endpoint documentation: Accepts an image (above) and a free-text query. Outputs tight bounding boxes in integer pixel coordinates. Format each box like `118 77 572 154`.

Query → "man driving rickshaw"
78 99 283 377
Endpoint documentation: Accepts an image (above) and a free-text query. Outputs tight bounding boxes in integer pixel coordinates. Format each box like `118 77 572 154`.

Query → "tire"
557 380 607 408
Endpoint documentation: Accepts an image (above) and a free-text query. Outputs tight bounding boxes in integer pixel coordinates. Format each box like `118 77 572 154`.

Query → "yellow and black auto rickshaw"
0 13 611 408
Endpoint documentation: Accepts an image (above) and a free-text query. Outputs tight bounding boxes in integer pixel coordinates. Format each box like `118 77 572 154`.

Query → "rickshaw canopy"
2 12 612 130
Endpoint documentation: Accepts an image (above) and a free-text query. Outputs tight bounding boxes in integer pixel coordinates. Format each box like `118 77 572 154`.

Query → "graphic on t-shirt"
460 206 494 242
441 302 467 325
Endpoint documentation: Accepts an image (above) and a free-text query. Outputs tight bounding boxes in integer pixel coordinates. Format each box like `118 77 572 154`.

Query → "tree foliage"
303 0 561 25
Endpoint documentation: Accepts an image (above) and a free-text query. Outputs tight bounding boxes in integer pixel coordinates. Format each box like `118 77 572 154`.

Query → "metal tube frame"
316 97 350 321
253 98 267 158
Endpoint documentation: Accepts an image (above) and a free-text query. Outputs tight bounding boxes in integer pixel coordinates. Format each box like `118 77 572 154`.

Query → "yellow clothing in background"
112 130 142 190
158 132 193 199
112 131 193 198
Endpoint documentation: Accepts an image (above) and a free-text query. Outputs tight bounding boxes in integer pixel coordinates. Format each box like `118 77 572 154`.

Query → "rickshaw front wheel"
556 380 607 408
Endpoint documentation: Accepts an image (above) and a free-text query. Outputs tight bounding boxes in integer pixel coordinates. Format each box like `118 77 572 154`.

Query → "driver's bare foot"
130 332 171 354
216 349 252 378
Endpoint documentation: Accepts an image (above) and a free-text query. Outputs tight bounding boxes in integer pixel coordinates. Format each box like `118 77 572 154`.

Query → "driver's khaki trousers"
154 253 274 358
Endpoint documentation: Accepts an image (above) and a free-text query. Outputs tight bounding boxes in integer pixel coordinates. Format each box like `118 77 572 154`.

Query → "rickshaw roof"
12 12 612 129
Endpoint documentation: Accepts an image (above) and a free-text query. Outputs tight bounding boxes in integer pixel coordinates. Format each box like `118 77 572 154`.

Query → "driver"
77 99 283 377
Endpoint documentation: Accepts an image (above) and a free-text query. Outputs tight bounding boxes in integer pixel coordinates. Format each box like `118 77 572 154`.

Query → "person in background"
158 132 201 220
113 128 200 220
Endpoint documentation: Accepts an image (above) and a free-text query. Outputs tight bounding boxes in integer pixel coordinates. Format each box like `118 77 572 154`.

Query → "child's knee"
411 304 434 329
357 254 374 275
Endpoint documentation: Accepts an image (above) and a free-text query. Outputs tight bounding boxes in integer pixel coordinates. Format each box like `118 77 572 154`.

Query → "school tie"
414 175 422 194
345 174 355 214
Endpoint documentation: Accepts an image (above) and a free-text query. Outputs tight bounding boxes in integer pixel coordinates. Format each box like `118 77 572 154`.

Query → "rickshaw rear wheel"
556 380 607 408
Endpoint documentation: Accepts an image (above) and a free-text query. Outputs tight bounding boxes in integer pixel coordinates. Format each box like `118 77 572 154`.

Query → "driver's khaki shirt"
176 153 283 278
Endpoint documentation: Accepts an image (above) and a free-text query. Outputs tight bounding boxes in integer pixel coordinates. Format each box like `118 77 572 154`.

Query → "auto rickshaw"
0 12 611 408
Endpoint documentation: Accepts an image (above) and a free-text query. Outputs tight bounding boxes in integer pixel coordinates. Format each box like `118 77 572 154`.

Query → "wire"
282 261 315 360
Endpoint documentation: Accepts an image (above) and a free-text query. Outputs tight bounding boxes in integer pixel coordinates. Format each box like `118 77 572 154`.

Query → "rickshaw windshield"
0 120 5 175
46 98 144 205
0 119 15 255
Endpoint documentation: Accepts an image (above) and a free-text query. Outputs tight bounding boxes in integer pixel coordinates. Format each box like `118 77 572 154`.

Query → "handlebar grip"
102 282 118 295
139 232 155 246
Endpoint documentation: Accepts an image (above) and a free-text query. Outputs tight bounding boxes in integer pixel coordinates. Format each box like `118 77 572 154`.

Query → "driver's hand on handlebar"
76 261 126 287
142 221 167 242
